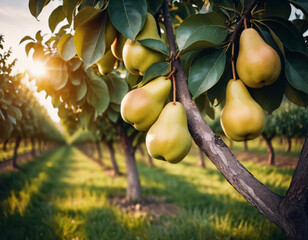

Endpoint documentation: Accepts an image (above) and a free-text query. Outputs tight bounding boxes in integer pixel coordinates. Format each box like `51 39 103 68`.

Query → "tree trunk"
198 148 206 168
31 137 36 158
3 138 9 151
147 153 153 167
106 141 121 176
95 141 103 164
116 124 141 202
12 136 21 169
262 134 275 166
286 137 292 153
244 140 248 152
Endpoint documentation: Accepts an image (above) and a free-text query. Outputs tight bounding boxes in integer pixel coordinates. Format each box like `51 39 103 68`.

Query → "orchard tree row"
23 0 308 238
0 35 65 168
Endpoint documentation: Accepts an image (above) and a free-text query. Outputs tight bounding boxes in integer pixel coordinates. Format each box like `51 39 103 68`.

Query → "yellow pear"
105 17 117 51
122 12 165 75
111 33 127 61
220 79 266 141
236 28 281 88
96 50 117 75
146 102 192 164
120 76 171 131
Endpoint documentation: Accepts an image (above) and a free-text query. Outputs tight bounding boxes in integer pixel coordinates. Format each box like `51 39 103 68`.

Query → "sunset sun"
30 61 46 76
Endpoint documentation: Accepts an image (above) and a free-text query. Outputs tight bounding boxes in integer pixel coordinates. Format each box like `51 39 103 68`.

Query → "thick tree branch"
162 0 284 231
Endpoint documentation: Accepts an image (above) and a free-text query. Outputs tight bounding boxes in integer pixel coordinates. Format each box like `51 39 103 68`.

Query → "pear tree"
24 0 308 238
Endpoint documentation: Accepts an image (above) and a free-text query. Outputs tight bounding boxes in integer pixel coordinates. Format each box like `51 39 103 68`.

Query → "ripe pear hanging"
122 12 165 75
236 28 281 88
120 76 171 131
146 102 192 164
95 50 117 75
220 79 266 141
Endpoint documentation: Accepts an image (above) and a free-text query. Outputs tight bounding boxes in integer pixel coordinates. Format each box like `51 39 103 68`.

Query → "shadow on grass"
0 146 73 240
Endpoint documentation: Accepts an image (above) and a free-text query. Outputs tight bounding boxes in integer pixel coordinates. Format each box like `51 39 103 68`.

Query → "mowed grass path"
0 145 292 239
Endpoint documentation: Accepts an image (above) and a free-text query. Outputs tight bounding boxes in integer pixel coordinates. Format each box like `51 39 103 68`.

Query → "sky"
0 0 62 123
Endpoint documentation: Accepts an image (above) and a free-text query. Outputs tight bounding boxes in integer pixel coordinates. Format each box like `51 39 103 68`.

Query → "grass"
0 144 293 240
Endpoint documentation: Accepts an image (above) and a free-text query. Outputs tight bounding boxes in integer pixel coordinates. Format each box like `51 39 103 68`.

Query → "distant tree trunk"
198 148 206 168
12 136 21 169
106 141 121 176
147 153 153 167
262 134 275 166
244 140 248 152
3 138 9 151
286 137 292 153
31 137 36 158
117 124 141 202
95 141 103 164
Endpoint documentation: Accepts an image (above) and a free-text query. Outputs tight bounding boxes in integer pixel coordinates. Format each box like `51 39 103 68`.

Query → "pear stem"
172 74 176 104
231 43 236 80
244 17 248 29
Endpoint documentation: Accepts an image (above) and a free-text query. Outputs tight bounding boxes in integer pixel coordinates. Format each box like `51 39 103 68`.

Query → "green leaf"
19 36 34 45
138 39 169 56
35 30 43 42
176 12 226 50
76 77 88 101
25 42 35 57
285 83 308 107
49 5 66 33
70 68 84 85
103 75 128 104
0 118 13 139
127 73 142 88
79 105 94 129
189 49 226 99
263 0 291 19
138 62 171 87
29 0 50 18
48 57 69 91
292 19 308 35
249 74 286 114
181 25 228 53
74 10 107 68
261 17 306 53
147 0 163 15
108 0 147 40
70 58 83 71
7 105 22 122
73 7 100 30
86 69 110 116
58 34 77 61
107 108 119 123
63 0 80 24
285 51 308 95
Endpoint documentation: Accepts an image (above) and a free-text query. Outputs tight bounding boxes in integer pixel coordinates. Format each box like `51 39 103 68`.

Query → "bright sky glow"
30 61 46 76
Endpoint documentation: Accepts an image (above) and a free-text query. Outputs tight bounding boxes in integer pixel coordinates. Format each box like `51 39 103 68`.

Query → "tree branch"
162 0 284 231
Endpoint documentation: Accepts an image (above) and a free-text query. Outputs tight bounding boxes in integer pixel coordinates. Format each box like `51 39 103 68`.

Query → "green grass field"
0 144 294 240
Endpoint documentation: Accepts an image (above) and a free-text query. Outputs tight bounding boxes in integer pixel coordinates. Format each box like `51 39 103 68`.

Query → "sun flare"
30 61 46 76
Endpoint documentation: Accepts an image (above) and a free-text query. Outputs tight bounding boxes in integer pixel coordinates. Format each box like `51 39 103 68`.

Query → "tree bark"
198 148 206 168
117 124 141 202
106 141 121 176
244 140 249 152
262 134 275 166
286 137 292 153
95 141 103 164
162 0 285 234
2 138 9 151
12 136 21 169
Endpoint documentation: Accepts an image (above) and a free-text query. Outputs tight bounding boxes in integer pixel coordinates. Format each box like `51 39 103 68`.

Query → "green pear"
220 79 266 141
236 28 281 88
96 50 117 75
122 12 165 75
120 76 171 131
146 102 192 164
111 33 127 61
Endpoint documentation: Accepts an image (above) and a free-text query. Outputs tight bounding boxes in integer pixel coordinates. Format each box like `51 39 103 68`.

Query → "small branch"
229 0 259 43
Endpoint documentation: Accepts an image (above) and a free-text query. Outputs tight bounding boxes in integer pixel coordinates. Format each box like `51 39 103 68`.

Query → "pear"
96 50 117 75
220 79 266 141
111 33 127 61
236 28 281 88
120 76 171 131
146 102 192 164
122 12 165 75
